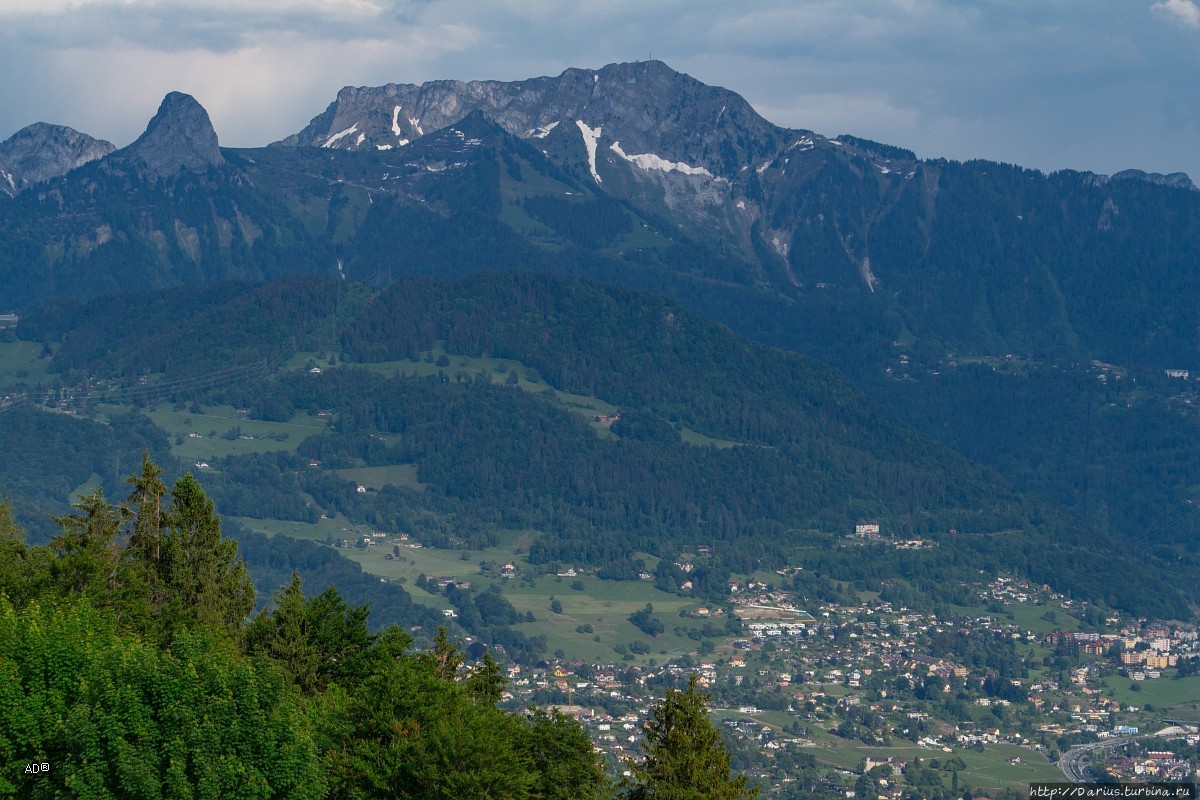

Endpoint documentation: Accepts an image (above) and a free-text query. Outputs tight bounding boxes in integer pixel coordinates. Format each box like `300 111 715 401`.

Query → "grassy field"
503 573 701 664
0 339 54 389
70 472 104 500
229 515 359 545
948 601 1079 635
120 404 329 460
678 427 740 449
345 541 702 665
1099 673 1200 714
335 464 425 491
952 742 1062 791
228 514 711 665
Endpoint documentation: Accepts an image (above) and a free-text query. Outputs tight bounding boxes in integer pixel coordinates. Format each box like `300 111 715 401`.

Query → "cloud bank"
0 0 1196 179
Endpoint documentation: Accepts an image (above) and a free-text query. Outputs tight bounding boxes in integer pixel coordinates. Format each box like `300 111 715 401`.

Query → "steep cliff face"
0 122 114 196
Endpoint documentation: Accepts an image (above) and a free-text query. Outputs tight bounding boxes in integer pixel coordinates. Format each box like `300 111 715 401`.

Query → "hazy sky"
1 0 1197 179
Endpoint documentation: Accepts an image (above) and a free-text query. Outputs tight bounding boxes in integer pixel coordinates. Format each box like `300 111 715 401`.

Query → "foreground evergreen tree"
0 463 607 799
244 571 382 694
626 674 757 800
157 472 255 638
47 488 125 600
0 456 255 642
519 707 610 800
0 597 326 800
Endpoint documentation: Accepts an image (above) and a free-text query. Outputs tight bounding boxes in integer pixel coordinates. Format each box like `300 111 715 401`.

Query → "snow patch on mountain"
576 120 602 184
409 116 424 136
323 124 359 148
2 171 13 192
860 256 880 292
356 133 366 147
376 144 393 151
528 121 559 139
392 106 404 137
609 141 712 177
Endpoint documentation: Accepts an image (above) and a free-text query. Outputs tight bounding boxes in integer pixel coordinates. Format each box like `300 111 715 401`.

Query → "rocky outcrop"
114 91 224 178
276 60 797 181
0 122 114 195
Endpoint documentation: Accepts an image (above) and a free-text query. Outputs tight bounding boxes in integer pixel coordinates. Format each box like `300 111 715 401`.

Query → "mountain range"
2 61 1196 363
2 60 1199 617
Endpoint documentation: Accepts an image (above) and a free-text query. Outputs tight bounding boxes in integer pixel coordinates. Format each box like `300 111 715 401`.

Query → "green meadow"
120 403 329 460
1099 674 1200 717
335 464 425 491
0 339 54 390
229 513 713 666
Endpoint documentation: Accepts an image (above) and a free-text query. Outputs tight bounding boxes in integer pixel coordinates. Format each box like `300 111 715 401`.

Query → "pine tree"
427 625 464 681
254 571 321 692
157 473 255 639
520 707 609 800
627 674 757 800
467 651 506 705
116 452 168 630
48 489 126 599
245 571 381 693
124 451 168 573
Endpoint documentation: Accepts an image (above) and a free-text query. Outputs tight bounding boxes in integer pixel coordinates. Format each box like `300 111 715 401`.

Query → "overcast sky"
1 0 1197 179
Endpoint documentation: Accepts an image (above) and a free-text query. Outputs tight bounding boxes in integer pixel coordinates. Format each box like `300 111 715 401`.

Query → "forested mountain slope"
3 273 1192 618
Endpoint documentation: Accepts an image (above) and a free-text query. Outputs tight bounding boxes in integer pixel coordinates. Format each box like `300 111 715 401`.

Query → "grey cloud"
0 1 428 53
0 0 1196 178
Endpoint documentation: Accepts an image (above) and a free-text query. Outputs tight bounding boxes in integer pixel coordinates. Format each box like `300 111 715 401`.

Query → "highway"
1058 736 1135 782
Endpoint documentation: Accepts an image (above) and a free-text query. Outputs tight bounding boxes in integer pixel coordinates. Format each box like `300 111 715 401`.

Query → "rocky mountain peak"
275 60 796 180
117 91 224 178
0 122 115 196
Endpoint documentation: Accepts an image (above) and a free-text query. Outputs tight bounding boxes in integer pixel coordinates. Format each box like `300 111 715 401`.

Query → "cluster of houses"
1106 745 1198 783
314 534 1200 793
1045 622 1200 680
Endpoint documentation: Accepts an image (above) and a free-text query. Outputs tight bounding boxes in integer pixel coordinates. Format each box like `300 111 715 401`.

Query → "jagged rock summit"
276 60 796 180
0 122 114 196
115 91 224 178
